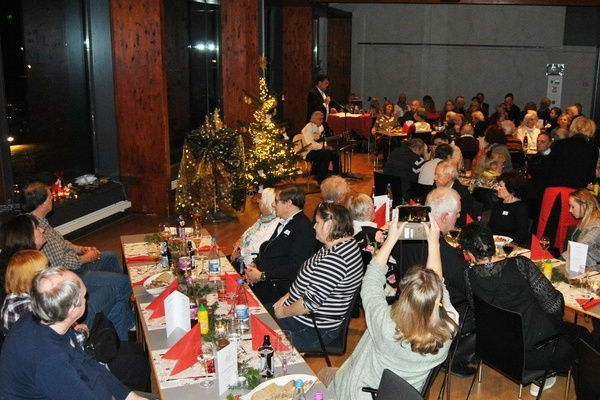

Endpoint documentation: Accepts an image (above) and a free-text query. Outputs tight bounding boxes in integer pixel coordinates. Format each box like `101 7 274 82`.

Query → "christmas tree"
241 63 300 189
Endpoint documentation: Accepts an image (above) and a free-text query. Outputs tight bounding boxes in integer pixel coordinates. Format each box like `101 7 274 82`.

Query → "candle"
215 320 227 336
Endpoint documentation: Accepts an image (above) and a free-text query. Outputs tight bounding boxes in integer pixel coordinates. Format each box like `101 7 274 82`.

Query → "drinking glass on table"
448 227 460 246
539 236 550 252
502 243 515 258
158 223 171 241
146 242 161 273
275 330 293 376
197 343 216 387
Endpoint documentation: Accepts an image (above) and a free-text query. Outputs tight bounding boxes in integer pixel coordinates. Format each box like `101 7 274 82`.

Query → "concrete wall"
331 3 598 113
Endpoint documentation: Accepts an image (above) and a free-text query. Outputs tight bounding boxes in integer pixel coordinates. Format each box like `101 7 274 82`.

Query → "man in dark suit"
307 74 330 122
245 185 316 304
454 124 480 162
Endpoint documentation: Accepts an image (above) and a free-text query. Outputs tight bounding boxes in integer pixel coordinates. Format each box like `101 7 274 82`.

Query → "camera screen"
398 206 431 222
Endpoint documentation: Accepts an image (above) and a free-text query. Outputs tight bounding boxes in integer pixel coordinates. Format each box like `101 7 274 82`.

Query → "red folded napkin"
224 272 243 293
162 324 201 375
146 279 179 319
251 314 282 351
466 214 474 224
126 255 152 263
408 199 416 206
246 291 260 308
195 245 226 253
132 275 151 286
576 298 600 311
374 204 386 228
530 235 553 260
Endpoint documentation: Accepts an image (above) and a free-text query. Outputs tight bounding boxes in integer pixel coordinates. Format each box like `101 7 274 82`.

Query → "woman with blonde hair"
471 151 505 190
564 188 600 265
329 212 457 398
471 110 488 138
1 250 48 334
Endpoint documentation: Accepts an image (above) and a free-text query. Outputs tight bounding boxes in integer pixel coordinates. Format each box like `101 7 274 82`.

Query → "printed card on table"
566 241 588 277
216 341 238 395
165 290 191 347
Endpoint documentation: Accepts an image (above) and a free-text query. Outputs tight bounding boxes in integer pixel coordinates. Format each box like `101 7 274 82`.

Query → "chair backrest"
575 338 600 400
472 187 499 212
473 296 526 383
292 133 305 154
376 369 424 400
411 131 432 145
373 171 402 208
409 181 432 205
327 286 362 355
537 187 578 252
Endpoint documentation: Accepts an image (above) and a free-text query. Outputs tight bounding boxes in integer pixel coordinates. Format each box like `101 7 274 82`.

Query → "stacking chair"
301 287 361 367
409 181 432 205
412 131 432 145
466 296 568 400
292 133 317 191
573 338 600 400
362 367 441 400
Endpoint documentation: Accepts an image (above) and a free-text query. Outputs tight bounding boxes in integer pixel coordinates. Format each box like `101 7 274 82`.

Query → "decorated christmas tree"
241 61 300 189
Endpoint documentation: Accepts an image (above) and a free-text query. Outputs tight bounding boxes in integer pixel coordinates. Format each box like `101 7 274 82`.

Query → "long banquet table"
121 233 333 400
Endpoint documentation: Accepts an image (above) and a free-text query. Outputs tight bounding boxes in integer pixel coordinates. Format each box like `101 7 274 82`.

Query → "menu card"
566 241 588 277
164 290 191 347
216 341 238 394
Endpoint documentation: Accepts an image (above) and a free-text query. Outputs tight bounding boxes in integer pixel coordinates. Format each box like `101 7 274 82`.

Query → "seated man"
0 267 149 400
433 160 473 227
21 181 134 340
245 185 316 304
300 111 340 184
454 123 479 161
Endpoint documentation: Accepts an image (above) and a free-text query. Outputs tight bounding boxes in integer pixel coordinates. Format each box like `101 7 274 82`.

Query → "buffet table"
121 233 332 400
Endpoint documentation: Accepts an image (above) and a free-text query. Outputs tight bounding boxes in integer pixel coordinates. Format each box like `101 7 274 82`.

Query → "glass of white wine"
539 236 550 252
197 343 216 388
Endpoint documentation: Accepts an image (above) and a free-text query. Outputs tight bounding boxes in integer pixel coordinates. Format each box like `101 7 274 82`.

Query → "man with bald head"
0 267 149 400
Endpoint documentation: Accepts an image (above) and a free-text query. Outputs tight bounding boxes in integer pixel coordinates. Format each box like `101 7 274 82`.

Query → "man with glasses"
245 185 316 304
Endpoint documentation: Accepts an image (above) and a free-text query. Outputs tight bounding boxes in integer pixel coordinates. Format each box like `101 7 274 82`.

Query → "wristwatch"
260 271 267 282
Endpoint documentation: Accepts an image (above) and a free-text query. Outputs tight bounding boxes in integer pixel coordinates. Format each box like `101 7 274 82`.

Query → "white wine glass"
197 343 216 387
146 242 161 273
276 330 294 374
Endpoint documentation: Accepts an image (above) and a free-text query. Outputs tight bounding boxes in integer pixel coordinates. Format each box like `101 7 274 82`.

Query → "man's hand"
80 248 101 264
245 263 262 284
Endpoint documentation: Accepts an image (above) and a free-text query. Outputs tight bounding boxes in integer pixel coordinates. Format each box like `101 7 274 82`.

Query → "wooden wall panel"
221 0 259 129
110 0 171 215
282 4 313 134
327 16 352 106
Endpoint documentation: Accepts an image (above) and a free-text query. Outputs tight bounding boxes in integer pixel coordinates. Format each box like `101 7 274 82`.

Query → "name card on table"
566 241 588 277
165 290 191 347
216 341 238 395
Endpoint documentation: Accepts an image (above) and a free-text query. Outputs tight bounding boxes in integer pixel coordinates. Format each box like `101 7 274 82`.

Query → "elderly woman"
563 189 600 266
329 212 458 398
471 151 505 190
514 111 540 152
320 176 350 205
548 116 598 189
550 113 571 141
273 203 363 351
488 171 530 246
231 188 280 270
459 222 590 396
300 111 340 184
471 110 488 138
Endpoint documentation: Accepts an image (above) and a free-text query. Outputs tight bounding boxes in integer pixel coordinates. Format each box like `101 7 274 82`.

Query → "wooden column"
221 0 259 129
110 0 172 215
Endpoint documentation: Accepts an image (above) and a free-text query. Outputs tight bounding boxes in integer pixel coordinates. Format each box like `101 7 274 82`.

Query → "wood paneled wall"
221 0 259 129
282 4 313 134
327 16 352 106
110 0 172 215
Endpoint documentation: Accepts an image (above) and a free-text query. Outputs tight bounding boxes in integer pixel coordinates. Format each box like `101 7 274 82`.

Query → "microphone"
330 98 350 113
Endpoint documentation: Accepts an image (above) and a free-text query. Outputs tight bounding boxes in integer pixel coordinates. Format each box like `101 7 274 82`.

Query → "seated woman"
514 111 540 153
562 188 600 266
328 211 457 398
230 188 279 272
550 113 571 141
408 108 432 136
300 111 340 184
488 171 530 247
470 151 505 190
272 203 363 351
347 194 399 300
459 222 591 395
0 250 151 392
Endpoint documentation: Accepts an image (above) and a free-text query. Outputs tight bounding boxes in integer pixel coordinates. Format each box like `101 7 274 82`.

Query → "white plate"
143 272 175 296
240 374 316 400
493 235 513 247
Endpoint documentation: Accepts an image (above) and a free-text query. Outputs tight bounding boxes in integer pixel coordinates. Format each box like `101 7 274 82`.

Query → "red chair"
536 187 577 253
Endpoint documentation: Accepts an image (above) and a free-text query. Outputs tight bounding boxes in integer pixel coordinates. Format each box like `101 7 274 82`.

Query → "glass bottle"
292 379 307 400
386 183 393 219
258 334 274 378
160 240 171 268
208 237 221 278
198 303 209 335
234 278 250 336
177 214 186 238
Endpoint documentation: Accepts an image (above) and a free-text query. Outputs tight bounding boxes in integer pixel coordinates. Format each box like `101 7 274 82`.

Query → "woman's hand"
422 212 441 244
386 211 407 242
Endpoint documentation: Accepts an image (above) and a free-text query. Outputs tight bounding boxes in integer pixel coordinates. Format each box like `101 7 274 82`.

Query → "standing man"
307 74 331 131
245 185 316 304
0 267 149 400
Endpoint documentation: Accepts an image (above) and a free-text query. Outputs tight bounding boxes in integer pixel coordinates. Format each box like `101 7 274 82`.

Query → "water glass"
276 330 293 376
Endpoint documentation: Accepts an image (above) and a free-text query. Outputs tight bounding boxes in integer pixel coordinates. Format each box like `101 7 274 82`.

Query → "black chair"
573 338 600 400
362 368 432 400
301 287 361 367
412 131 432 145
466 296 568 400
472 187 499 217
409 181 432 205
373 171 402 208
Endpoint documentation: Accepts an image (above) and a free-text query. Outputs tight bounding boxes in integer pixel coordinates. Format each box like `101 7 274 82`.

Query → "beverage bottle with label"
207 237 221 278
544 259 553 281
371 185 376 203
177 214 186 238
258 334 274 378
187 241 195 269
386 183 393 219
235 278 250 335
160 240 171 268
198 303 209 335
292 379 307 400
522 135 528 152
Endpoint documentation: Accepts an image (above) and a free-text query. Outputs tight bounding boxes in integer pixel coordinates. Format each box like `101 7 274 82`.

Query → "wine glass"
275 331 293 376
191 208 203 234
502 243 515 258
158 222 171 241
448 227 460 246
539 236 550 252
197 343 216 387
146 242 161 273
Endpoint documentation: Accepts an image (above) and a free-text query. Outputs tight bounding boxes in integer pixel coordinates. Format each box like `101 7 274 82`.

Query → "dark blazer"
252 211 316 304
548 133 598 189
307 87 327 122
455 135 479 156
452 180 474 227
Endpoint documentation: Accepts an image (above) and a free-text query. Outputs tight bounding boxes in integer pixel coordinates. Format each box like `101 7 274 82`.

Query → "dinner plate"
240 374 316 400
143 271 175 296
493 235 513 247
